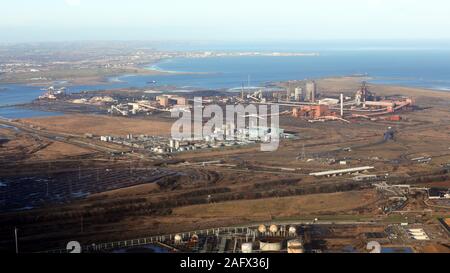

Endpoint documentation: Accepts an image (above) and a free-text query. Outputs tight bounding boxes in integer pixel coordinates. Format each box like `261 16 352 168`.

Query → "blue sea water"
1 48 450 118
145 50 450 90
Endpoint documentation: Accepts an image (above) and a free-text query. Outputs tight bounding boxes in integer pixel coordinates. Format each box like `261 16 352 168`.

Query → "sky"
1 0 450 42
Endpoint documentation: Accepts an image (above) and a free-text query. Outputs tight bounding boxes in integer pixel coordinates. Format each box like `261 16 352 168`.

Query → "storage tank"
269 225 278 233
287 239 304 254
258 225 267 233
174 234 182 244
241 243 253 253
190 234 199 243
288 226 297 235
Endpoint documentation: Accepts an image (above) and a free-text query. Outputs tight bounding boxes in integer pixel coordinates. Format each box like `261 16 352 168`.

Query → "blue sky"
2 0 450 42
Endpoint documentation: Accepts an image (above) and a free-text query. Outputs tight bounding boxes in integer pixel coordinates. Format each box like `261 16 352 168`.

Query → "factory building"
157 96 170 107
355 81 373 106
292 105 330 119
175 97 188 106
156 95 188 107
309 166 375 177
428 188 450 200
100 136 113 142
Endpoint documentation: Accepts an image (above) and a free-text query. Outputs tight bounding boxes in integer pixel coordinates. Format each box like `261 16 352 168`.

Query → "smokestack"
340 93 344 117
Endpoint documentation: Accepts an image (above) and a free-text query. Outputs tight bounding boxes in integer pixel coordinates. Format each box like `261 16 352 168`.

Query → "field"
20 114 173 137
31 141 93 160
173 190 377 220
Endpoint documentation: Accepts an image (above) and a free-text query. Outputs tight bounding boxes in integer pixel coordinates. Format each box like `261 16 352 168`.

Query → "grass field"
21 114 173 137
173 190 376 219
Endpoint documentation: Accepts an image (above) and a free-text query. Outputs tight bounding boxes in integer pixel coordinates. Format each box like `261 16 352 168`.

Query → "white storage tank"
258 225 267 233
288 226 297 235
174 234 182 244
241 243 253 253
269 225 278 233
191 234 199 243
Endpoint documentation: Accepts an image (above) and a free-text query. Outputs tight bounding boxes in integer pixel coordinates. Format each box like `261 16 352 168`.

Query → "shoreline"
1 57 450 97
5 77 450 121
142 60 217 76
3 74 450 95
1 52 450 93
0 59 212 87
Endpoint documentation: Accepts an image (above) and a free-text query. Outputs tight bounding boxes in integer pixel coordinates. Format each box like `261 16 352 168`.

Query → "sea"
1 44 450 119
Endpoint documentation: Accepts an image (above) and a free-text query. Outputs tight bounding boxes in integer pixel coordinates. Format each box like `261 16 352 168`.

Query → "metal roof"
309 166 374 176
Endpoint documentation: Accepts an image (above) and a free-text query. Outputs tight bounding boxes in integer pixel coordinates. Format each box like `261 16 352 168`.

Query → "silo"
294 87 303 101
306 81 317 102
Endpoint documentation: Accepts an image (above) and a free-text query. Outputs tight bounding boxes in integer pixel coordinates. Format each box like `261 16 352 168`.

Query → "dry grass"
420 244 450 253
21 114 173 137
31 141 93 160
88 183 160 199
173 190 376 219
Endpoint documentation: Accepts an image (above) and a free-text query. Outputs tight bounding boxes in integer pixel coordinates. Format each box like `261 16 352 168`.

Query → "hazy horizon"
3 39 450 53
2 0 450 43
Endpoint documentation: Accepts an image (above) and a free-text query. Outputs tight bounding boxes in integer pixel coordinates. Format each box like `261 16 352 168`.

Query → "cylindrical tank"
190 234 199 243
241 243 253 253
269 225 278 233
259 240 282 252
174 234 182 244
288 226 297 235
287 239 304 254
258 225 267 233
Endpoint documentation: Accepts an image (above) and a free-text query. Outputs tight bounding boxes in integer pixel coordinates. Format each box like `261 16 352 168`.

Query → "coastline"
10 76 450 121
143 60 217 76
1 54 450 96
0 62 174 87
